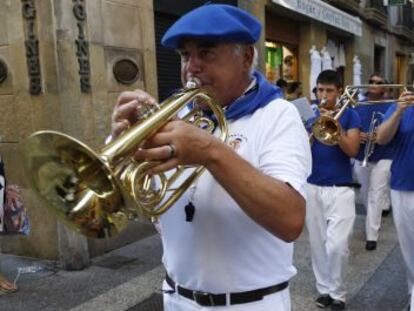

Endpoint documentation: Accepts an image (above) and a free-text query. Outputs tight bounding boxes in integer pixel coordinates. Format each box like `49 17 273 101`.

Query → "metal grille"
154 12 182 102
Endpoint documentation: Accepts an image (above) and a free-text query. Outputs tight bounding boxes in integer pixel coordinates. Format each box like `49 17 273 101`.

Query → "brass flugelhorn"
311 83 412 146
23 80 228 238
311 89 358 145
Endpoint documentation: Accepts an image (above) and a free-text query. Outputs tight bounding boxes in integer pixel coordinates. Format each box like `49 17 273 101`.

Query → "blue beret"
161 4 261 49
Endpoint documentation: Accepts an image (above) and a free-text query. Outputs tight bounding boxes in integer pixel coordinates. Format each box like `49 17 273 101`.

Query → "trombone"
23 80 228 238
311 84 412 146
344 84 413 105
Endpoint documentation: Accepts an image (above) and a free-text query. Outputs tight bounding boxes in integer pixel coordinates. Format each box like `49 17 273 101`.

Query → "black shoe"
331 300 346 310
316 294 333 308
382 210 390 217
366 240 377 251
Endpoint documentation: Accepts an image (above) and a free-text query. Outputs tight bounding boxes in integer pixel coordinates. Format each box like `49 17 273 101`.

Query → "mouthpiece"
319 98 327 107
186 77 201 89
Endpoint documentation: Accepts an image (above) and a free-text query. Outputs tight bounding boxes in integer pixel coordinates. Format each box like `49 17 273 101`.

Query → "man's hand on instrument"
360 132 368 143
133 120 221 174
370 131 377 144
319 108 335 117
111 90 157 138
398 91 414 111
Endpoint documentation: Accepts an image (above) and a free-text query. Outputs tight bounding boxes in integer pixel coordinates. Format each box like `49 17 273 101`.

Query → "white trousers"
163 281 291 311
411 285 414 309
306 184 356 301
353 159 391 241
391 190 414 295
0 175 4 232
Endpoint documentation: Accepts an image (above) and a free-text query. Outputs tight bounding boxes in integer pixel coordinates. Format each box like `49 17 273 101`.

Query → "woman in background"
0 156 17 294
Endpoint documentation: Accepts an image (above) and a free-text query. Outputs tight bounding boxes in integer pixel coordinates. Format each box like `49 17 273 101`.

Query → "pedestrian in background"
276 78 288 98
286 82 302 101
0 156 18 294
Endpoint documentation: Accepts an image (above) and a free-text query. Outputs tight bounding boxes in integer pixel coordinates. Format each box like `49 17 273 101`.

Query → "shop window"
265 41 298 84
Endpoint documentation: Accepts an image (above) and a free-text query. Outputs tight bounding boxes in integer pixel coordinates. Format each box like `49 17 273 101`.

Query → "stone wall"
0 0 157 260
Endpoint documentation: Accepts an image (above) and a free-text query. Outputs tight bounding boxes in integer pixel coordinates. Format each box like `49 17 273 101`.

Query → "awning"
271 0 362 37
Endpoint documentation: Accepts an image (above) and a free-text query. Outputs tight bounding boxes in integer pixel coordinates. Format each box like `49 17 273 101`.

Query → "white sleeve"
256 100 312 200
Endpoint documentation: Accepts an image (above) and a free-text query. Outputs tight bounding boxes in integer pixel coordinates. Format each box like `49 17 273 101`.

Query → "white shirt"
160 98 312 293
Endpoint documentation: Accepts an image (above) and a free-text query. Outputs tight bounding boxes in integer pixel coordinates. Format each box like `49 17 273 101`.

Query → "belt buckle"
193 290 215 306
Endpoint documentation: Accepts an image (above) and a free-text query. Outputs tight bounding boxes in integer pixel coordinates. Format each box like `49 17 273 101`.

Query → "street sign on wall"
271 0 362 36
383 0 407 5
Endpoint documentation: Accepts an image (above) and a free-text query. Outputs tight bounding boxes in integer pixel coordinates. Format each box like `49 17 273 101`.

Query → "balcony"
324 0 361 14
364 0 388 27
389 4 414 41
393 24 414 41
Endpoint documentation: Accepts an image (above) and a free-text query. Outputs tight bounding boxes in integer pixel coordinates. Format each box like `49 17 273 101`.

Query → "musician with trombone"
111 4 311 310
352 73 394 251
305 70 361 310
376 89 414 307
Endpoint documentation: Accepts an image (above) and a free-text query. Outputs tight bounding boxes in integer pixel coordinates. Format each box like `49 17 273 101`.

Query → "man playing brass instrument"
111 4 311 310
305 70 360 310
377 90 414 308
352 73 394 252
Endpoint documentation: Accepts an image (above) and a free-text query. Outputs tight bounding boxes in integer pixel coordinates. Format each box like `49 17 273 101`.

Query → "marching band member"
305 70 361 310
111 4 311 310
377 89 414 308
353 73 394 251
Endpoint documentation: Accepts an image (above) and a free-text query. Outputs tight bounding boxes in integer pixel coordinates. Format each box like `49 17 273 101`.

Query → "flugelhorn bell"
311 89 358 145
23 80 228 238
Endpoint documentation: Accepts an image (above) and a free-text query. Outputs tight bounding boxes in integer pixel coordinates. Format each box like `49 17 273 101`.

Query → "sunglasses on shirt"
368 80 384 85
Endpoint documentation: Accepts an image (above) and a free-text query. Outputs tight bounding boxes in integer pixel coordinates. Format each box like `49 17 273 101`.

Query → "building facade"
263 0 414 98
0 0 413 266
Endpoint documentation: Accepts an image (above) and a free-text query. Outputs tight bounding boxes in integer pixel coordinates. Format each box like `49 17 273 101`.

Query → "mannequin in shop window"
321 46 333 71
310 45 321 100
352 56 362 86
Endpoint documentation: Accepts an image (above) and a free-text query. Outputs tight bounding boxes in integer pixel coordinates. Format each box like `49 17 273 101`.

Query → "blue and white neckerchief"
223 70 283 120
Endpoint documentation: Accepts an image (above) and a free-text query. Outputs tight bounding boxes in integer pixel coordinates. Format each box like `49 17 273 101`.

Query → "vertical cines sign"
73 0 91 93
22 0 42 95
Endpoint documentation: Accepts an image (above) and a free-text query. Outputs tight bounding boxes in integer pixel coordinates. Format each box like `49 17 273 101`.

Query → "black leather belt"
334 182 361 188
165 274 289 306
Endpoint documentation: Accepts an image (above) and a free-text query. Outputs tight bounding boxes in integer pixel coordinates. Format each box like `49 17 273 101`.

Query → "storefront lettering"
273 0 362 36
22 0 42 95
73 0 90 93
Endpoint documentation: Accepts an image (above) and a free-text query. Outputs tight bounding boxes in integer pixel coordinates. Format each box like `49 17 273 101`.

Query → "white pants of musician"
391 190 414 295
353 159 391 241
0 175 4 232
163 282 291 311
411 286 414 310
306 184 356 302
